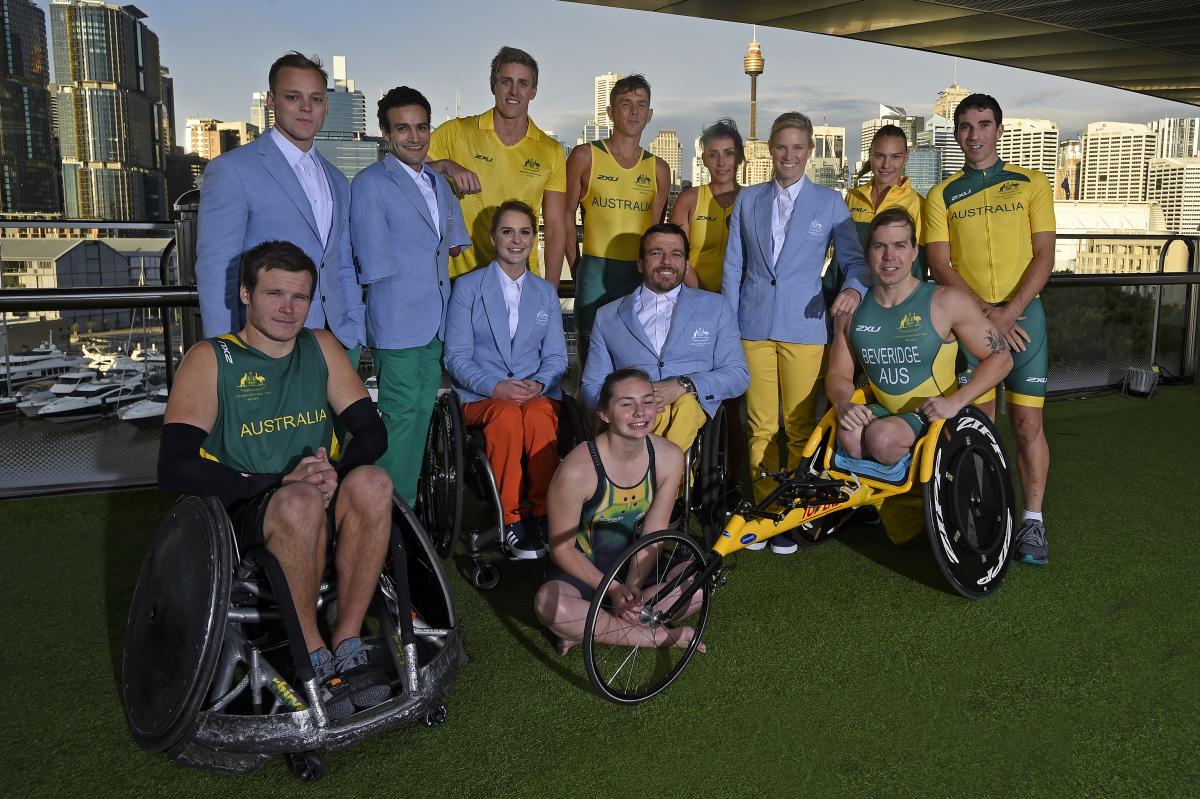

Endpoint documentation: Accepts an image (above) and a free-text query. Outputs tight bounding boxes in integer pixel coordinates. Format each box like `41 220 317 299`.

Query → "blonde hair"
768 112 813 146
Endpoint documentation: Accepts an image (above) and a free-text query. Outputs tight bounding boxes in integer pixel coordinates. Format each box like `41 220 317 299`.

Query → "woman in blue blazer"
721 112 872 550
443 201 568 560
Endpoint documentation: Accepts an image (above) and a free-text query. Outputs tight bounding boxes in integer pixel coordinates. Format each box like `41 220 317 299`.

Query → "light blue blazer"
350 156 471 350
195 133 365 347
580 285 749 418
443 263 567 403
721 179 871 344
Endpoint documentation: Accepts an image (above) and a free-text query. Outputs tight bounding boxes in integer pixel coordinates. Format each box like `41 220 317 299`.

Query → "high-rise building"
649 129 682 187
250 90 273 134
594 72 621 125
739 138 772 186
997 118 1057 176
184 118 257 160
860 105 925 165
1078 121 1156 202
159 66 175 150
579 120 609 144
312 134 384 181
807 125 846 189
1151 117 1200 159
1054 201 1178 274
321 55 366 137
916 114 963 179
904 145 941 196
932 81 970 120
0 0 60 215
1147 157 1200 234
51 0 167 220
692 136 709 186
165 150 206 212
1055 139 1082 200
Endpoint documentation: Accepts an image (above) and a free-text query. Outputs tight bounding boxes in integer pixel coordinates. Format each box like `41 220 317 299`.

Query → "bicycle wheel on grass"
583 530 711 705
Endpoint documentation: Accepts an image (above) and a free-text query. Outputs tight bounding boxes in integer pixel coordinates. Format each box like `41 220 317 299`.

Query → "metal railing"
0 223 1197 499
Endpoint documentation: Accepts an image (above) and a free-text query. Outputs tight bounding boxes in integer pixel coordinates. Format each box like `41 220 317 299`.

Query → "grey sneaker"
334 637 392 710
310 647 354 720
1015 519 1048 566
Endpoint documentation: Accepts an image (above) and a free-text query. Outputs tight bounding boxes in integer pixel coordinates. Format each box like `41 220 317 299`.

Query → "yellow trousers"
742 340 826 503
652 391 706 454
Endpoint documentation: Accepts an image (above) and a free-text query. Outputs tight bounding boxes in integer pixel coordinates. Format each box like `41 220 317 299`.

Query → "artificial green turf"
2 386 1198 797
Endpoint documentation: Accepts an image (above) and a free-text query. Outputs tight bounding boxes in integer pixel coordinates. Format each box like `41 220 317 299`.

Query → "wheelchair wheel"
122 497 233 753
923 406 1017 599
583 530 712 705
417 392 464 559
696 405 731 549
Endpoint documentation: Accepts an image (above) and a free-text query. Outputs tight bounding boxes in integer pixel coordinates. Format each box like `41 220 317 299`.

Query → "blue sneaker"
503 520 546 560
1014 519 1048 565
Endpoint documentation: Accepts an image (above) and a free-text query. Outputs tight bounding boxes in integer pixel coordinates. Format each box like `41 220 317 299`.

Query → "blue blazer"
443 263 567 403
350 156 471 350
580 285 749 418
721 179 871 344
195 133 365 347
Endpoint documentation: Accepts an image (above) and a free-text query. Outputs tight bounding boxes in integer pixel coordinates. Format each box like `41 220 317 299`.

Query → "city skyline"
30 0 1199 167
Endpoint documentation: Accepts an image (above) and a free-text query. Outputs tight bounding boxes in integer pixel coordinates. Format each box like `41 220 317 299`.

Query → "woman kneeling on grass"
534 367 705 655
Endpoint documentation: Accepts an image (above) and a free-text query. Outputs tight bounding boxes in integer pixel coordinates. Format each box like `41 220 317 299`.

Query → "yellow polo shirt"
429 108 567 277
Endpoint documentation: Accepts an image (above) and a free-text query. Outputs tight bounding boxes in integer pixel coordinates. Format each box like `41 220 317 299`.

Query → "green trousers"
372 337 442 505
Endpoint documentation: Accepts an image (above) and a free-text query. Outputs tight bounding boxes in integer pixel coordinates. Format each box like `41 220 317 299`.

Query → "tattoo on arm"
985 328 1008 356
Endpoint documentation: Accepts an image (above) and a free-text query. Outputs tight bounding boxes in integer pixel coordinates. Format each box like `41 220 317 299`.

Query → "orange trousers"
460 396 560 525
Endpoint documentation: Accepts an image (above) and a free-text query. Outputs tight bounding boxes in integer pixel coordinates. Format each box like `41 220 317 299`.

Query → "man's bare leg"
1009 404 1048 513
331 465 393 648
262 482 329 653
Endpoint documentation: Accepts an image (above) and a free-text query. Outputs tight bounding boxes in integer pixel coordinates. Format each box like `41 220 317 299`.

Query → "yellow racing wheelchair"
581 391 1017 704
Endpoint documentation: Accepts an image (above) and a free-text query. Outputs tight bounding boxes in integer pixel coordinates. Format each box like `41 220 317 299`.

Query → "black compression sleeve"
335 397 388 478
158 422 281 504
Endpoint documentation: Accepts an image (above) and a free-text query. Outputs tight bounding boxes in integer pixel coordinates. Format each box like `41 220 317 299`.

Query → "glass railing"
1 223 1196 498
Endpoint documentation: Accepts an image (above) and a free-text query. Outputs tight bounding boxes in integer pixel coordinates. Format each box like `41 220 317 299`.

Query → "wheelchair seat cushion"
832 448 912 483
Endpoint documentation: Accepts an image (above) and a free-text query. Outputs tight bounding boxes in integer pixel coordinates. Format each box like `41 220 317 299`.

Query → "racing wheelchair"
671 402 738 546
579 392 1017 704
121 494 463 779
417 390 589 590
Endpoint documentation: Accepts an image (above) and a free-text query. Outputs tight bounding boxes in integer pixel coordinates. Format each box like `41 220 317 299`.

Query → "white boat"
118 387 168 428
37 378 149 422
130 344 167 367
0 340 86 390
17 370 99 417
365 375 379 404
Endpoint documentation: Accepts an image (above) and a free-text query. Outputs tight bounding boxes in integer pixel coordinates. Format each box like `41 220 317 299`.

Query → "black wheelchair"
417 390 589 590
122 494 463 780
673 402 738 547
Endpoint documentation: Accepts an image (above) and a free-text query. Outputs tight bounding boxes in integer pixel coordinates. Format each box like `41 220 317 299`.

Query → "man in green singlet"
826 208 1012 543
159 241 393 720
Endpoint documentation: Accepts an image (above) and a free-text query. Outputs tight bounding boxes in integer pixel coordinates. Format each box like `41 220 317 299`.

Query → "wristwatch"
676 375 697 397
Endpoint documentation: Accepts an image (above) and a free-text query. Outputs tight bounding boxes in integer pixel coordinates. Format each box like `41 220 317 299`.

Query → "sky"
40 0 1199 167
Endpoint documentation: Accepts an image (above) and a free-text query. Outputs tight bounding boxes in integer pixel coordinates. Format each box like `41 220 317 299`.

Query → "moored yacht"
118 387 168 428
37 377 149 421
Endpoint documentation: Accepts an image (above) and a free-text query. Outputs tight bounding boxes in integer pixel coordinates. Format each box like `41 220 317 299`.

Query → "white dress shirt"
270 127 333 247
393 154 441 234
772 176 806 265
634 283 682 355
492 261 527 340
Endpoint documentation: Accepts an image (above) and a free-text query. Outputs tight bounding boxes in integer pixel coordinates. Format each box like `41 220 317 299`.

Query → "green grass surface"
3 386 1199 797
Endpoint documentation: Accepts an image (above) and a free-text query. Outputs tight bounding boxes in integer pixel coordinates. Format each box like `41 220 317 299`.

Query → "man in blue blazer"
721 112 871 550
196 52 364 350
350 86 471 505
444 200 567 559
581 223 748 455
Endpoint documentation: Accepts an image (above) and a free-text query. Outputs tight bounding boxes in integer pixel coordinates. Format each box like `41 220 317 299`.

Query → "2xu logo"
597 174 618 182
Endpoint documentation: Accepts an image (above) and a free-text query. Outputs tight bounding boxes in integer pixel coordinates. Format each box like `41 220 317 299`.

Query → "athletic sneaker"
1015 519 1049 566
310 647 354 720
504 520 546 560
333 637 392 710
744 540 767 551
769 531 799 555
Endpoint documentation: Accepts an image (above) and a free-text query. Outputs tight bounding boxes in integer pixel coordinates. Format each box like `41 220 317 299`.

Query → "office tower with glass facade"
903 145 941 196
1147 157 1200 234
916 114 963 179
692 136 709 186
312 55 375 180
807 125 846 189
159 66 175 150
51 0 167 220
649 129 682 187
1151 117 1200 159
1056 138 1081 199
250 90 273 134
997 118 1058 176
1079 121 1156 202
0 0 60 215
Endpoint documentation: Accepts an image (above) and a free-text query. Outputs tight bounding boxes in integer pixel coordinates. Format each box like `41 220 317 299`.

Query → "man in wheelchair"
158 240 394 720
826 208 1013 542
580 223 748 455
